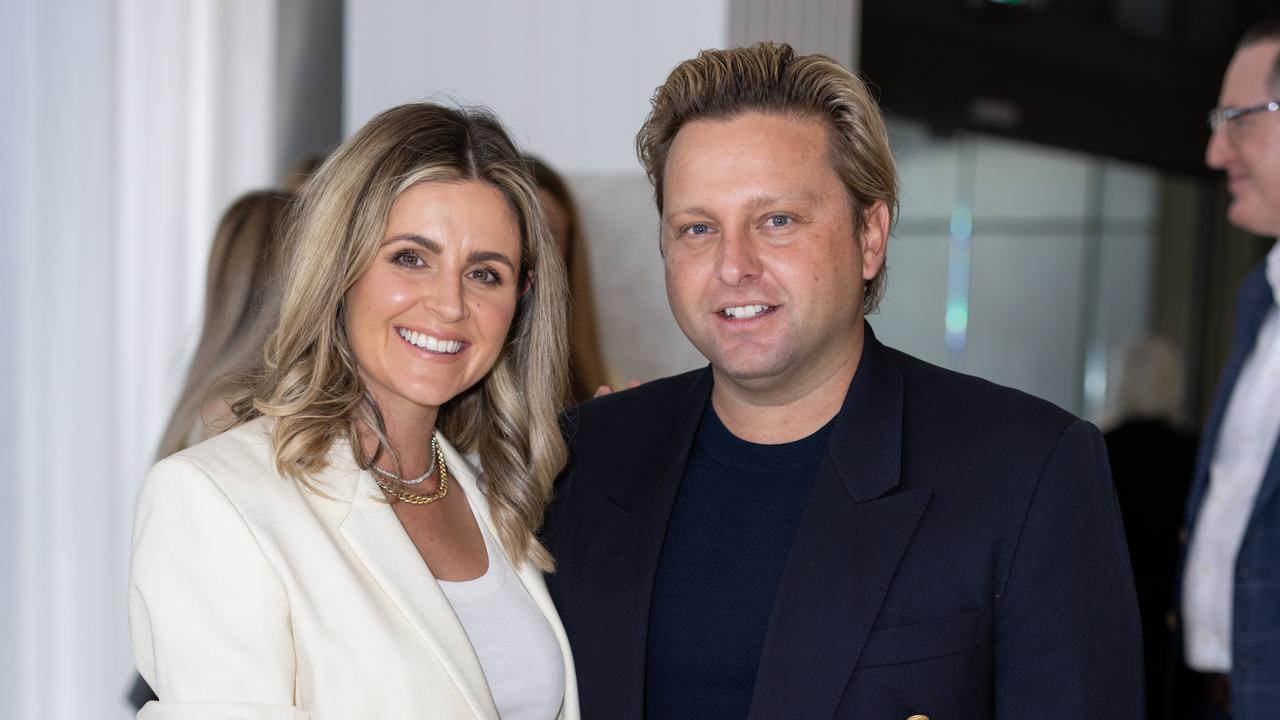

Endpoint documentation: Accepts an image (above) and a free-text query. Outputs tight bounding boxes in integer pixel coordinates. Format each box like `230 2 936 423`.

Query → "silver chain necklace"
370 433 438 485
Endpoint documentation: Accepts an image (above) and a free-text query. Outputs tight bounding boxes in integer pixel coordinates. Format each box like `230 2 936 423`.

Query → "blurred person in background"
1178 15 1280 719
526 156 612 402
284 152 327 194
129 188 294 710
154 190 294 459
1104 336 1197 720
129 102 578 719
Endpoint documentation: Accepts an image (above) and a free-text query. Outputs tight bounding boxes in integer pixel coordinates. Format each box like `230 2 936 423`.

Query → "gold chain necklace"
373 439 448 505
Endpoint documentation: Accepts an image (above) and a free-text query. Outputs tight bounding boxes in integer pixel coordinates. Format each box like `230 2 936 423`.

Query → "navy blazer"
544 327 1143 719
1179 263 1280 716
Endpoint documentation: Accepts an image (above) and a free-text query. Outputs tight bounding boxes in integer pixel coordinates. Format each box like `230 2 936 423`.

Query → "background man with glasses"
1179 15 1280 720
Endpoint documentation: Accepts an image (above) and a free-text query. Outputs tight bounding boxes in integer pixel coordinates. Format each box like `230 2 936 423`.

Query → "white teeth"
722 304 769 319
399 328 463 354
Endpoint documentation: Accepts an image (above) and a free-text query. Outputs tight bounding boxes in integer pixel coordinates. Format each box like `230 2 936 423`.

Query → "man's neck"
710 333 864 445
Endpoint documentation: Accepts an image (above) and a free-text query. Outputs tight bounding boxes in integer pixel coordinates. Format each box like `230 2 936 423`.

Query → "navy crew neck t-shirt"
644 402 836 719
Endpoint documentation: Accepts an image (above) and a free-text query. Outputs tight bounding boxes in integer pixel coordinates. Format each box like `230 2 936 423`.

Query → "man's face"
660 112 887 396
1207 40 1280 237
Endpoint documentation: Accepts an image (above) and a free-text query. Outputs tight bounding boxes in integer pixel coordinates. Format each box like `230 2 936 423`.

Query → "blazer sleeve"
129 456 308 720
994 420 1144 718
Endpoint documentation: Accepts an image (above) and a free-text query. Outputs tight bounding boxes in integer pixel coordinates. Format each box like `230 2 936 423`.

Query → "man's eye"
686 223 711 236
392 250 425 268
768 215 791 228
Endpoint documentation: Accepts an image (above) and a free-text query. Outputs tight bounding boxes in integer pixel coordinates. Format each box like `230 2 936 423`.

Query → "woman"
129 103 578 719
154 189 293 459
525 157 611 402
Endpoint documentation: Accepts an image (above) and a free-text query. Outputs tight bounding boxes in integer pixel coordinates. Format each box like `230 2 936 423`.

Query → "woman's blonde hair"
636 42 898 313
233 102 570 570
156 190 293 460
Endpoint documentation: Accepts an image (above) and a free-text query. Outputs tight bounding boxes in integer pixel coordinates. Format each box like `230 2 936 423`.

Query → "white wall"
345 0 731 175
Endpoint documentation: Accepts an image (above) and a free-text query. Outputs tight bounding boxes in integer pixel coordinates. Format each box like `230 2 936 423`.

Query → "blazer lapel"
333 443 499 720
574 368 714 719
748 327 931 720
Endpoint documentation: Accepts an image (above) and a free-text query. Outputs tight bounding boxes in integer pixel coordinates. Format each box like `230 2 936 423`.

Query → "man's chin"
707 355 792 389
1228 199 1280 238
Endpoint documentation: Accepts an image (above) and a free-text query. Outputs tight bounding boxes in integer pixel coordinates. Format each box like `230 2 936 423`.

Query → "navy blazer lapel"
748 327 931 720
1186 264 1273 528
572 368 713 719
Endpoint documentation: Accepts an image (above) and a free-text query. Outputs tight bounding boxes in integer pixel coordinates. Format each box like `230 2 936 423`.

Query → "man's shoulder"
884 344 1081 444
563 367 708 442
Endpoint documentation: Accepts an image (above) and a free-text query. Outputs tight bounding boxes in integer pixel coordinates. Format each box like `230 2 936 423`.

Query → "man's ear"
859 200 890 281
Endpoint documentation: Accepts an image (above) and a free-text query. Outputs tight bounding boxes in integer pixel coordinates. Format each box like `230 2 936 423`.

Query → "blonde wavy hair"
232 103 569 570
636 42 898 313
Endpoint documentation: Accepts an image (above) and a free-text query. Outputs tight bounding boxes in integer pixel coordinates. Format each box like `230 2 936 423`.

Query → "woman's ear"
520 270 535 298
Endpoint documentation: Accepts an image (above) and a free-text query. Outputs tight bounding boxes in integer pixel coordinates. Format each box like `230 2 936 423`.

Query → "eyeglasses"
1208 100 1280 133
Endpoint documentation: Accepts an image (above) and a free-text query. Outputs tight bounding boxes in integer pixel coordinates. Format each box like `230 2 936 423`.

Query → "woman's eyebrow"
467 250 515 271
384 233 442 254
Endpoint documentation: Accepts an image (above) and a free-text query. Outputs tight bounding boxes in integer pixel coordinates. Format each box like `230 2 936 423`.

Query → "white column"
1 1 279 717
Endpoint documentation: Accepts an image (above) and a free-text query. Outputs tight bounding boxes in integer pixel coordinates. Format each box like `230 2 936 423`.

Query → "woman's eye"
392 250 425 268
468 267 502 285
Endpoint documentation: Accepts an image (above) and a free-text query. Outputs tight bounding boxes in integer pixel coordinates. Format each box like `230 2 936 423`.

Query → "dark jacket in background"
1105 419 1197 720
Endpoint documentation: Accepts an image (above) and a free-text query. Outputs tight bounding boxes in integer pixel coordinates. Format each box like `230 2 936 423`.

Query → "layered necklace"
371 433 448 505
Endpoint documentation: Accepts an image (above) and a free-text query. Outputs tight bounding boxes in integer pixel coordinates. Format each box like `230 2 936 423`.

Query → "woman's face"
345 181 523 425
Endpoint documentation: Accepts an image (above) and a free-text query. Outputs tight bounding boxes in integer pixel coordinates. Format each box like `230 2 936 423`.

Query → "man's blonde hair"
636 42 898 313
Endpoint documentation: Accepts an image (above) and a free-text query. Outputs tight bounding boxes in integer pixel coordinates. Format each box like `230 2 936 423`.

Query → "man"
1179 17 1280 719
543 43 1142 719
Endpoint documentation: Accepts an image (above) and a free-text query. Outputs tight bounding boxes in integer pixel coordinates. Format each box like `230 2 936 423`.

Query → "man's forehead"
1223 40 1280 102
662 113 839 195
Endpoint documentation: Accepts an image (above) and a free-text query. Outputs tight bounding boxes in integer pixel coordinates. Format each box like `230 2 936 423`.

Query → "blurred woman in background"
526 156 611 402
129 103 577 719
153 190 294 459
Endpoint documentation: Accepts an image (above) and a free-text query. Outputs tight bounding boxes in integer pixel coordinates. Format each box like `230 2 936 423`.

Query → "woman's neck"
358 404 439 478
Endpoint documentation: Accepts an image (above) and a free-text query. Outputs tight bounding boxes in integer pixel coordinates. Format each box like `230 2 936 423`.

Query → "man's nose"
1206 125 1234 170
716 228 762 286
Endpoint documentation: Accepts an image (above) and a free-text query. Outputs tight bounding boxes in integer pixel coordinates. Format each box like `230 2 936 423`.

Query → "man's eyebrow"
746 192 817 209
665 194 819 222
384 233 442 254
664 206 712 222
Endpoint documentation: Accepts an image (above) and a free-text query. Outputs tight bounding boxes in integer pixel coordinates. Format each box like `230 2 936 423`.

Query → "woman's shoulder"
145 417 295 509
168 416 276 474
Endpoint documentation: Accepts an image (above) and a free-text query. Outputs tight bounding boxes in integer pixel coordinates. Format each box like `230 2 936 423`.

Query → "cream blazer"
129 417 580 720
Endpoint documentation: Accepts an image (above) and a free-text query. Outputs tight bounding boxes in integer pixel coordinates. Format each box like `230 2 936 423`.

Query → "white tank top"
437 517 565 720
